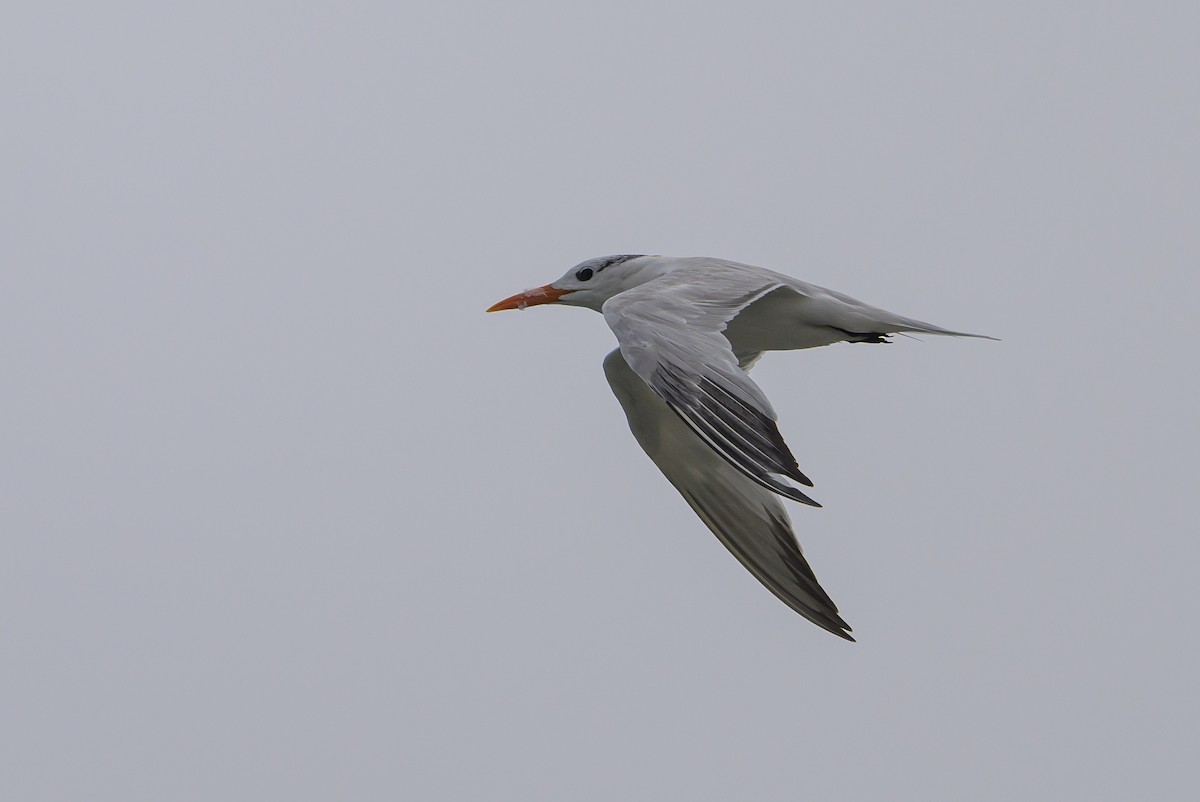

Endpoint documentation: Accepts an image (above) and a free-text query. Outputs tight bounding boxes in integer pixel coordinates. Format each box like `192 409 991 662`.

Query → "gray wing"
602 267 818 506
603 349 853 640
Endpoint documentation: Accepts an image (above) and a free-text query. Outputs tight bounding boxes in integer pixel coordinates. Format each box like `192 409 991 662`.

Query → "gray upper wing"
601 266 817 506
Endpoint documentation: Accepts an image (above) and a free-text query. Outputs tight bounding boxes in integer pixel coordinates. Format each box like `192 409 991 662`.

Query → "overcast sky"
3 2 1198 800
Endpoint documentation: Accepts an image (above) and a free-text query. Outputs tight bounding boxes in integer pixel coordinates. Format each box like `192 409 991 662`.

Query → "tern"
488 255 992 640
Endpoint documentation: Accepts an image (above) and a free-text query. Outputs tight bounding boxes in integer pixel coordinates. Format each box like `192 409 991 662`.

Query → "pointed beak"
486 283 571 312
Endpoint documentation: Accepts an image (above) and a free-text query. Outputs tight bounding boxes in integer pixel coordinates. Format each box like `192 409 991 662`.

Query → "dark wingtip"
821 617 854 641
774 481 821 508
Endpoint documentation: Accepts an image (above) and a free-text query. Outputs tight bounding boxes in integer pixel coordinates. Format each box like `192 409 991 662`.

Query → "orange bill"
486 284 570 312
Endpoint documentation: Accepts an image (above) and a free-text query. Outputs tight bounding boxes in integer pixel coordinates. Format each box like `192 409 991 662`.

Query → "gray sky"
3 2 1197 800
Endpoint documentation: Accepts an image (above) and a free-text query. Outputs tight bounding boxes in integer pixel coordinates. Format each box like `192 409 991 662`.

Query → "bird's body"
488 255 991 640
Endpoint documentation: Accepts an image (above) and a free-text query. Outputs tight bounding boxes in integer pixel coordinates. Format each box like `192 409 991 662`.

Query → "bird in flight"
487 255 992 640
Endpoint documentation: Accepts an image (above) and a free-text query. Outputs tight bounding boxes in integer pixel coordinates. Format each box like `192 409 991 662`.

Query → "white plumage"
489 255 993 640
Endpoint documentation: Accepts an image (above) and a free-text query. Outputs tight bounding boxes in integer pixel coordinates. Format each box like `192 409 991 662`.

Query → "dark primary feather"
652 363 819 507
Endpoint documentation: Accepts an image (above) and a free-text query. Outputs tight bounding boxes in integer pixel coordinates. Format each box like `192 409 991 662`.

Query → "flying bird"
487 255 992 640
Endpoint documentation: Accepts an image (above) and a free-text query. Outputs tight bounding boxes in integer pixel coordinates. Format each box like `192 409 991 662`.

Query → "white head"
487 254 668 313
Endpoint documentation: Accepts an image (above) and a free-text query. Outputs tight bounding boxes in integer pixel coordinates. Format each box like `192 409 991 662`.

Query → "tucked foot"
832 327 892 344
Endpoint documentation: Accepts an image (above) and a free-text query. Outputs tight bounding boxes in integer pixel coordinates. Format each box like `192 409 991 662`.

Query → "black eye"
575 267 594 282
